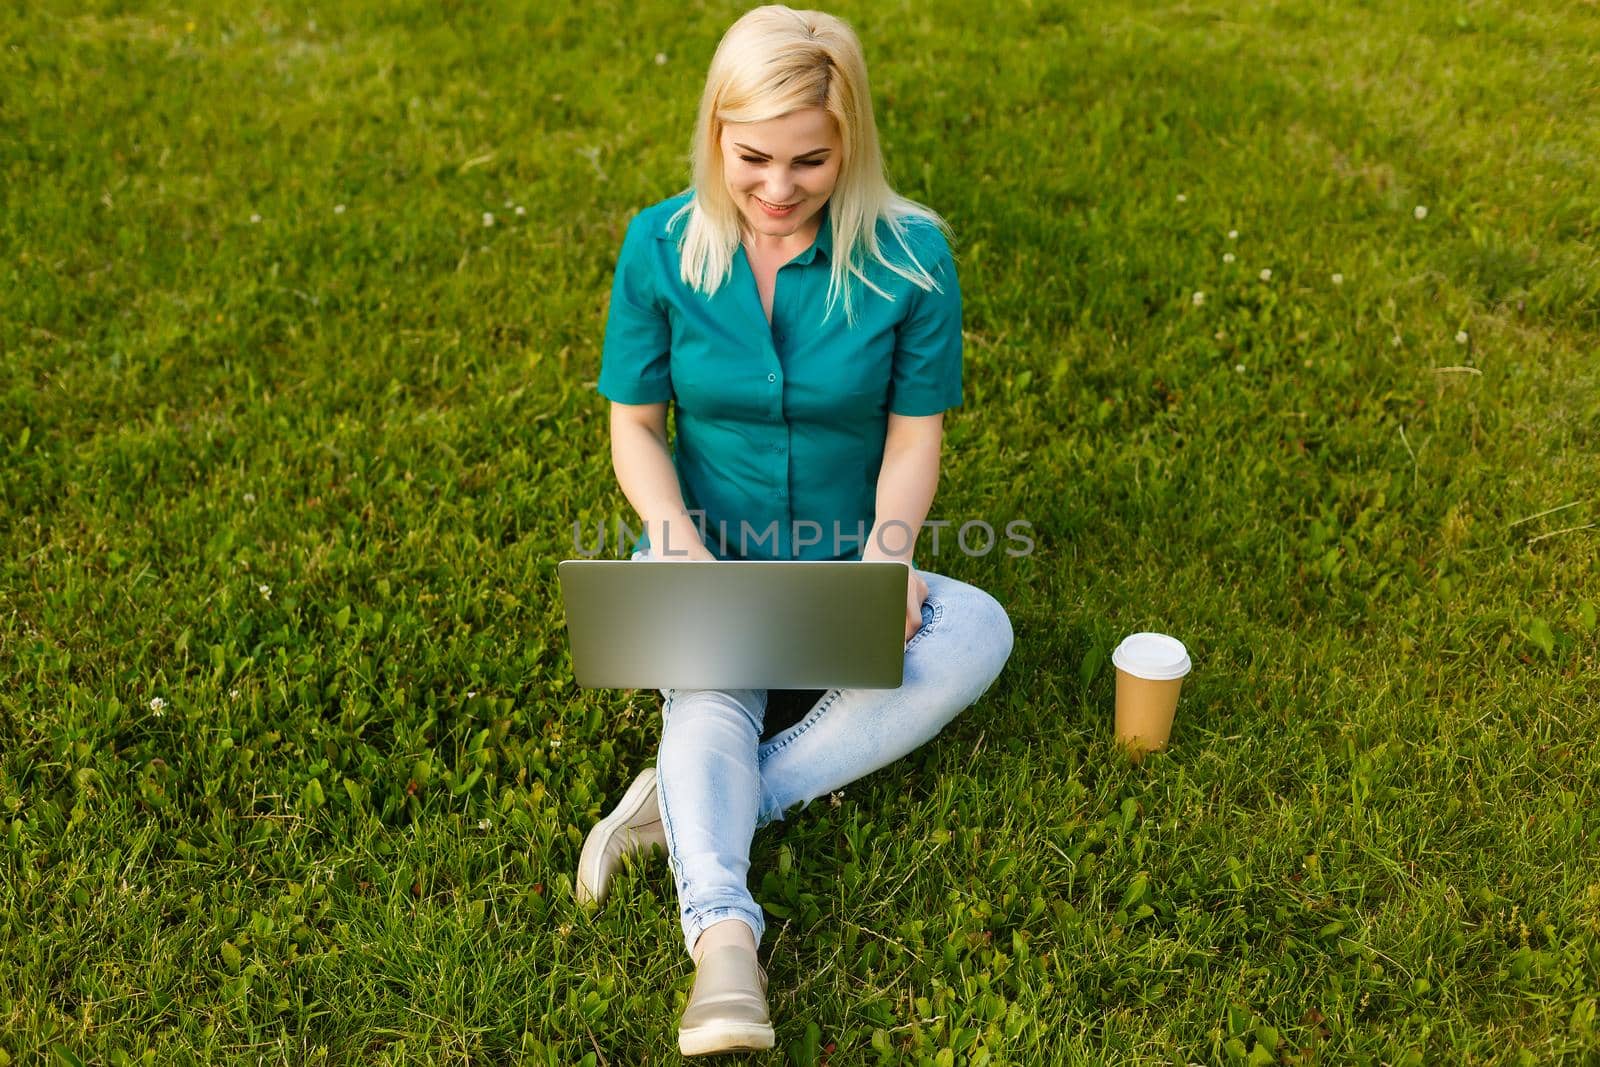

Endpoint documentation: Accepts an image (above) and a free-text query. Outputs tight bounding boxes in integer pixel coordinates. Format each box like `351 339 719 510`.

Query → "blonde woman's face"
719 108 842 242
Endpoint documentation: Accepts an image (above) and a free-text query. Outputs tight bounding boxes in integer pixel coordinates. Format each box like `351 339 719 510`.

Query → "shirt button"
767 373 776 382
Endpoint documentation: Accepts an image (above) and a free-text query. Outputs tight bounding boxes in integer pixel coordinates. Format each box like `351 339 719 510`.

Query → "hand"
862 550 928 642
653 541 720 563
649 513 721 562
901 566 930 643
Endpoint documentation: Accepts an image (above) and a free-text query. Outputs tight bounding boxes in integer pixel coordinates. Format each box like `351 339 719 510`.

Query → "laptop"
556 558 911 690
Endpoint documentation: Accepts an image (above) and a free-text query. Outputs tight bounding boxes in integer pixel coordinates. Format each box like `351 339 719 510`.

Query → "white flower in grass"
1176 193 1187 203
249 213 261 224
1235 363 1246 373
1214 329 1226 341
1192 291 1205 307
243 492 256 503
514 205 526 217
655 52 668 65
1455 330 1469 344
478 818 492 831
333 204 346 215
550 738 562 749
1331 273 1344 285
1227 229 1238 240
482 212 495 227
830 790 844 808
229 688 240 700
149 697 167 715
258 584 271 600
1259 268 1272 281
1223 252 1235 264
467 690 477 699
1392 335 1403 347
1414 205 1428 220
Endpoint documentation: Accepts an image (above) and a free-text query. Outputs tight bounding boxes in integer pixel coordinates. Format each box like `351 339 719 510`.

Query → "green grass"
3 0 1599 1062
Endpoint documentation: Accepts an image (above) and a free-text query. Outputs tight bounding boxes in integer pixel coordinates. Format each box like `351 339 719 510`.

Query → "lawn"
2 1 1598 1063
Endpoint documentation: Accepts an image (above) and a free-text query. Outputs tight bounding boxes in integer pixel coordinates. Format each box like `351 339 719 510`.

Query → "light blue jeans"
629 548 1016 956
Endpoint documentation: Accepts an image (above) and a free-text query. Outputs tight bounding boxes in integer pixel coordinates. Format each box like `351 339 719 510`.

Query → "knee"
662 688 766 738
941 583 1014 696
932 578 1011 654
972 589 1014 688
985 591 1015 668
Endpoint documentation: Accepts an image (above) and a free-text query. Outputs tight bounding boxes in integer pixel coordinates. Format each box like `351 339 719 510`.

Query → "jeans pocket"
904 596 943 652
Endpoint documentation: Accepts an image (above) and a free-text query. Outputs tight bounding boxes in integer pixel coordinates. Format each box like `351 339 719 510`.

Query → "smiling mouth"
755 196 800 211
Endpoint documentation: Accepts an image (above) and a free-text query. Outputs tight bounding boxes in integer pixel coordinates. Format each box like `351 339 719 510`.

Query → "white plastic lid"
1111 632 1192 681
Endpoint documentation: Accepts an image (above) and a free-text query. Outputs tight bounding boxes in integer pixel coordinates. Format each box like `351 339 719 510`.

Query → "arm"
861 411 944 565
610 400 717 561
598 209 717 562
861 225 960 639
866 222 961 570
862 412 943 642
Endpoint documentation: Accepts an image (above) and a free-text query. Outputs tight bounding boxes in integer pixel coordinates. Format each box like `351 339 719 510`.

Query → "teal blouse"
596 191 963 561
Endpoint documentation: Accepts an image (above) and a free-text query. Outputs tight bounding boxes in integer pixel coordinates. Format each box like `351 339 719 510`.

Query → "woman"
578 4 1015 1056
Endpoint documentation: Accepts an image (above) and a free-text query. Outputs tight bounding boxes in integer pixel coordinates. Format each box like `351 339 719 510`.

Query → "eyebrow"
733 142 833 160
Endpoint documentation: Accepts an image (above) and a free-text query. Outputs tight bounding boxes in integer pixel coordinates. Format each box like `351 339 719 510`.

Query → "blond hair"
670 4 951 326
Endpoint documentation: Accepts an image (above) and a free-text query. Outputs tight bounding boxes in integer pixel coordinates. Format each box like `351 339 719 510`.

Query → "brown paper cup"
1111 633 1192 760
1114 669 1185 759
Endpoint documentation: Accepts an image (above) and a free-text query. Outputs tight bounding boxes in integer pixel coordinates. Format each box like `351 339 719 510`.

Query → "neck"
741 215 822 258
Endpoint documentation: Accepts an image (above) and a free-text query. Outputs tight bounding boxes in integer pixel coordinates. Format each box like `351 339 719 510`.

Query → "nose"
763 177 796 202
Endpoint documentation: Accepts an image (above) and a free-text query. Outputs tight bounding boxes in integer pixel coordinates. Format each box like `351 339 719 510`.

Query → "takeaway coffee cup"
1111 632 1192 759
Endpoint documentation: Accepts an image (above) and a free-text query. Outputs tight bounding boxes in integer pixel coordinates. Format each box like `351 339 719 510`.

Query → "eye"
797 159 825 167
739 156 767 164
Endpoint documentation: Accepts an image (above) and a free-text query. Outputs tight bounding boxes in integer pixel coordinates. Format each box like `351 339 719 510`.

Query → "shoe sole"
575 766 660 905
678 1022 776 1056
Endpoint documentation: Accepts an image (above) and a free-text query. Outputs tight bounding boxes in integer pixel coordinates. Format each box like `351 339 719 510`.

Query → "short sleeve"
597 212 673 405
888 227 963 417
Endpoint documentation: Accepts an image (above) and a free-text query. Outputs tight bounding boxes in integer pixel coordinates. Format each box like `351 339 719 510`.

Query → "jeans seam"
756 687 844 765
656 689 690 899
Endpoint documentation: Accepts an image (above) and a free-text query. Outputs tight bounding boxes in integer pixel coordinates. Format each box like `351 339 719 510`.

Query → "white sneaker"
575 767 667 906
